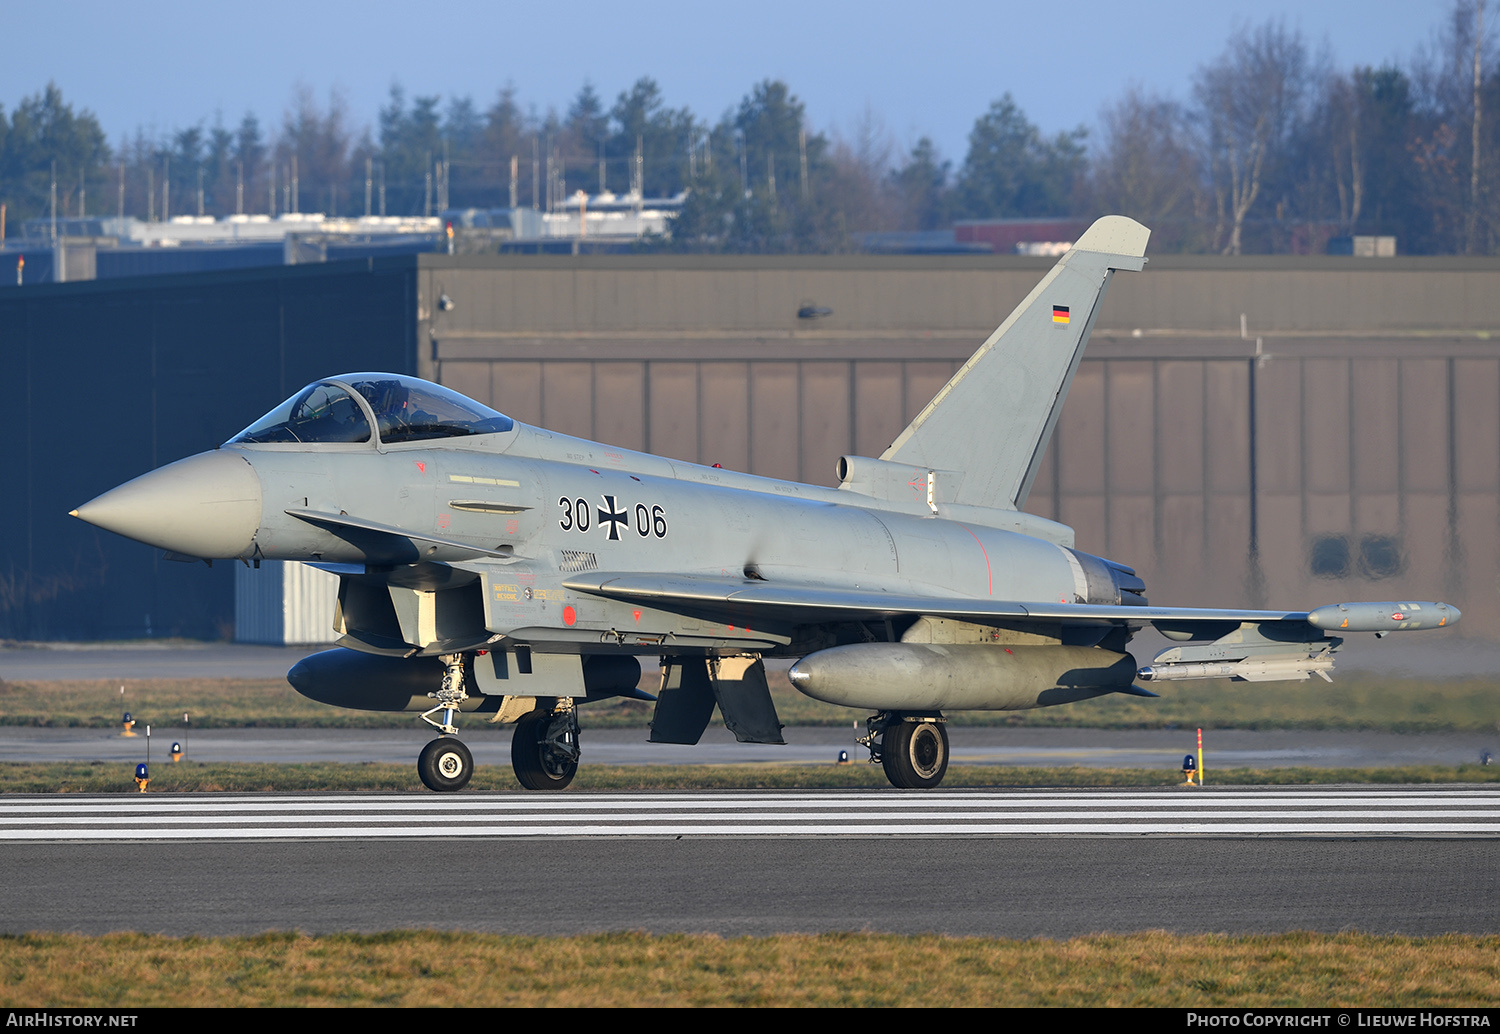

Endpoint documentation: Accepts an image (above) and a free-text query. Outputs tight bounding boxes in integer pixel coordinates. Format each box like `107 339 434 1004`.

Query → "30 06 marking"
560 495 667 539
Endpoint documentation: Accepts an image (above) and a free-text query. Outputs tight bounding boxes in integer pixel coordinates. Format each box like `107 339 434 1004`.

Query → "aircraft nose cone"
72 451 262 558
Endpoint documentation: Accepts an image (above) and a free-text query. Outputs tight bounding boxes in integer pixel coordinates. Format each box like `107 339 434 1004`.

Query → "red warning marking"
632 610 642 622
563 606 577 626
415 462 426 473
1391 612 1405 620
957 524 993 595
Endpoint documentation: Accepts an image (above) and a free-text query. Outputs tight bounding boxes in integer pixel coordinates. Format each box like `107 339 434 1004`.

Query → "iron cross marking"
598 495 629 540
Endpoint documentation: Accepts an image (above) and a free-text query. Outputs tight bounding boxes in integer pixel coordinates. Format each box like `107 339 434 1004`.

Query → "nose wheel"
417 736 474 792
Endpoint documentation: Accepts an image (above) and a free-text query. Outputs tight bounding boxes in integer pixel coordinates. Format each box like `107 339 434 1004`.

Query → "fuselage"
77 407 1140 660
238 421 1122 654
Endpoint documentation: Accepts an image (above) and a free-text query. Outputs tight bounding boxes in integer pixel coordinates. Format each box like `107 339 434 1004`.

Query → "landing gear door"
471 648 586 699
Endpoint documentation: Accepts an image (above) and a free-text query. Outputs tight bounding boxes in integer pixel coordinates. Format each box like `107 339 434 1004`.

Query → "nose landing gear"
411 653 583 792
416 653 475 793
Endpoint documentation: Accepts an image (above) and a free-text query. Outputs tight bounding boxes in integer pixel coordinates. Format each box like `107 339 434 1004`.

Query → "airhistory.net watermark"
5 1015 138 1027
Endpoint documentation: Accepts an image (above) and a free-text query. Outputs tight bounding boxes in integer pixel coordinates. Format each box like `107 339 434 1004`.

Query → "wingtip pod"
1306 601 1461 632
1071 215 1150 263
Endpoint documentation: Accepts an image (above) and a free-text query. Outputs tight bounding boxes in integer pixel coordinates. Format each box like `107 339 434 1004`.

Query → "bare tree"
1322 71 1368 230
1411 1 1500 252
823 104 903 233
1090 87 1202 233
1195 21 1311 254
1467 1 1487 251
274 84 352 216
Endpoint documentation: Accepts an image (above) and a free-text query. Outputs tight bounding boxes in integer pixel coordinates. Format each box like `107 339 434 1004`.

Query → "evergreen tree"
889 137 951 230
0 83 109 222
955 94 1085 220
608 77 695 197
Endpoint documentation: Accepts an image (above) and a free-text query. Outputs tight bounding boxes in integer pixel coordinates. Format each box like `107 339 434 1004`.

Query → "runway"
6 786 1500 841
2 788 1497 937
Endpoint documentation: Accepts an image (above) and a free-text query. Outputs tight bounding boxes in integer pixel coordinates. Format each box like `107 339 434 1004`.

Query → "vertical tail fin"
882 215 1149 510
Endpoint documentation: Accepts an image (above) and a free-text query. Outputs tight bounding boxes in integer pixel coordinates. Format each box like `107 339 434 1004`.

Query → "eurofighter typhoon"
72 217 1460 791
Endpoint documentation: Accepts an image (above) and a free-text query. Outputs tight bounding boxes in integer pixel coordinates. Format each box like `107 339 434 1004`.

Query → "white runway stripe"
2 792 1500 804
3 788 1499 841
4 823 1500 841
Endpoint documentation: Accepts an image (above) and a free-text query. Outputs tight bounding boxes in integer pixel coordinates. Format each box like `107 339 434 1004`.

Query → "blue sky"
3 1 1459 163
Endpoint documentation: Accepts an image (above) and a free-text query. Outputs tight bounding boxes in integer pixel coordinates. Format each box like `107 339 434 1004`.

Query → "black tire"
511 713 579 791
881 719 949 789
417 736 473 792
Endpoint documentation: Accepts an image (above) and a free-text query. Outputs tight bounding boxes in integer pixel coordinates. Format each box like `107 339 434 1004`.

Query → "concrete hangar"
2 249 1498 642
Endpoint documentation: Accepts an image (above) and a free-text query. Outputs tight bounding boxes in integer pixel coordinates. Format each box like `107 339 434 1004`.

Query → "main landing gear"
860 712 950 789
511 704 580 791
414 653 581 793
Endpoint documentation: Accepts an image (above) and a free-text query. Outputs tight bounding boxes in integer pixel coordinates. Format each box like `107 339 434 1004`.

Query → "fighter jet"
72 216 1460 791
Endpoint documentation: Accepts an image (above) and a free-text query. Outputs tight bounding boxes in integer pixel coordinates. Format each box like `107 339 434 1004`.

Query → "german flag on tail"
1052 304 1070 325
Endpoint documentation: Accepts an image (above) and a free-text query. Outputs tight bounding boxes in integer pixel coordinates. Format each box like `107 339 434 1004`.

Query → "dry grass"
0 676 658 728
3 671 1499 733
1 930 1497 1007
3 760 1499 794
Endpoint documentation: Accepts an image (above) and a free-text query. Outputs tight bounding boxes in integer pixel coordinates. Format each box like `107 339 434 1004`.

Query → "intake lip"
71 450 262 559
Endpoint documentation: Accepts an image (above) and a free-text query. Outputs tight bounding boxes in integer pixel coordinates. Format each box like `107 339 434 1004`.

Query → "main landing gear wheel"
512 711 580 791
882 720 949 789
417 736 473 793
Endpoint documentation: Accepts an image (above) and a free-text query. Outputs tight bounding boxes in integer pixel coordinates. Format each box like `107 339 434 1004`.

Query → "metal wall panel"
594 362 647 453
283 562 341 644
852 362 904 458
235 562 340 645
0 259 415 640
539 361 594 440
800 362 852 486
748 363 801 483
645 362 699 463
700 363 750 471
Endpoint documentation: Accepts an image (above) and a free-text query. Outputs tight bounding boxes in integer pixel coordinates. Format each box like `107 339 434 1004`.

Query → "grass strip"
1 930 1498 1007
4 760 1500 793
5 672 1500 732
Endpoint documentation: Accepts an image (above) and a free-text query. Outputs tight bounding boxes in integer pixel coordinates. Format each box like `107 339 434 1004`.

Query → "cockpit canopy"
229 374 515 446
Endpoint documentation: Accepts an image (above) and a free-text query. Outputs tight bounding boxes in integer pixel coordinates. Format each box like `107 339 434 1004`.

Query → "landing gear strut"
860 712 949 789
409 655 585 793
512 700 580 791
416 654 473 793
